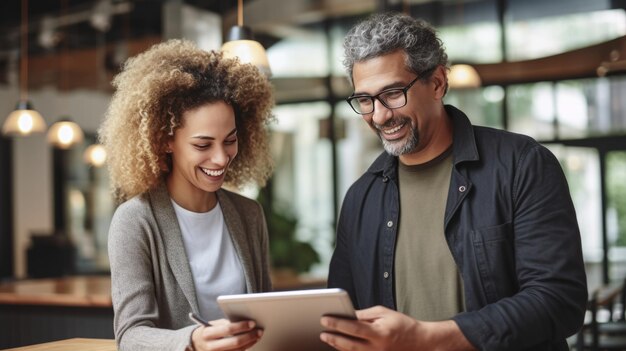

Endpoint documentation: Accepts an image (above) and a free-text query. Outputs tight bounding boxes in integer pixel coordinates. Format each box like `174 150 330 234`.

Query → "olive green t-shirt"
395 147 464 321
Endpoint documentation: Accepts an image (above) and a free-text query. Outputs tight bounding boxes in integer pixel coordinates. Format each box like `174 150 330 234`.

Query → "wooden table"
0 276 114 349
0 276 112 307
3 338 116 351
0 274 325 348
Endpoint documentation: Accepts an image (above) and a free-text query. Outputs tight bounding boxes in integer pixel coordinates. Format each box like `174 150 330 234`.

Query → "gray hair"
343 12 448 83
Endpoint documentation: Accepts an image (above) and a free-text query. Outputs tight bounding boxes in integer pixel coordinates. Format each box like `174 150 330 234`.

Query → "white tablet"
217 288 356 351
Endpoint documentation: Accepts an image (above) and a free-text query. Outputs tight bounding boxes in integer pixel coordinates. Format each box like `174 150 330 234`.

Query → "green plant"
257 190 320 274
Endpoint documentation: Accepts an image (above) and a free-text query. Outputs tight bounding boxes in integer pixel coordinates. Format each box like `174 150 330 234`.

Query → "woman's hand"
191 318 263 351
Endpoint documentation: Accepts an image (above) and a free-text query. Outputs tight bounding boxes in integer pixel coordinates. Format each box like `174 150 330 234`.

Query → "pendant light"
47 0 84 149
448 64 482 89
47 118 84 149
83 144 107 167
446 2 481 90
221 0 271 76
2 0 47 136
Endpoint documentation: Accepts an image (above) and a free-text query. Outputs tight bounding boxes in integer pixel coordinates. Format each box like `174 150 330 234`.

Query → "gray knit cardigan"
108 182 272 351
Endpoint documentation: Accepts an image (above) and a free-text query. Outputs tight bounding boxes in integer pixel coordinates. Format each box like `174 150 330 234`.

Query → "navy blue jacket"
328 105 587 351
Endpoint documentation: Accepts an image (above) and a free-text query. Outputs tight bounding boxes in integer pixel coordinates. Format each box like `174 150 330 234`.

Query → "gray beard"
379 121 419 156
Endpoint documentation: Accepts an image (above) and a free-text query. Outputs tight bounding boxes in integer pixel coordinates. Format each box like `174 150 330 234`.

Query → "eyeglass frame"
345 67 435 115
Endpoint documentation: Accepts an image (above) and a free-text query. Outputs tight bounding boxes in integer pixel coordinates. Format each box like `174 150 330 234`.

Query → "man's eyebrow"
353 81 406 96
191 128 237 140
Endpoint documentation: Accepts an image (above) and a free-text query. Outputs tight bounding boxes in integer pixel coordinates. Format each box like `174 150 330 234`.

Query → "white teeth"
201 167 225 177
382 123 404 135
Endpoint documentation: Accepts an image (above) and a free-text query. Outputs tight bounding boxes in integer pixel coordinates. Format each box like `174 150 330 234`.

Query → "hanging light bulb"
220 0 271 76
83 144 107 167
45 0 85 150
448 64 482 89
47 118 84 149
2 101 47 136
2 0 47 136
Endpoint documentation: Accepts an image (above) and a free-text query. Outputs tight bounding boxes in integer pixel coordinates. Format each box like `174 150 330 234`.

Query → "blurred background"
1 0 626 347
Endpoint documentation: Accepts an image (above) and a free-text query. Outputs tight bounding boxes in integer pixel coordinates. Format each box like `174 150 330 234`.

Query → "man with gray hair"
320 12 587 351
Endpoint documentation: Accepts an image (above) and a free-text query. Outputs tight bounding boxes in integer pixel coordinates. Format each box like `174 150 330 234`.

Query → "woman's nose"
211 146 230 167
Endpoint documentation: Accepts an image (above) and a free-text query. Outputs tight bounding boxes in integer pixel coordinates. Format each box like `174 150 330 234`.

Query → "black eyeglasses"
346 75 421 115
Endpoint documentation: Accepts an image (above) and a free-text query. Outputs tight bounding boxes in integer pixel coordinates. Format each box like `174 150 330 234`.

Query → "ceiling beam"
474 35 626 86
26 36 161 91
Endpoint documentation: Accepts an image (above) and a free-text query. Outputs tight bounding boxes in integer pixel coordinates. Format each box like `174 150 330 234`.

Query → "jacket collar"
148 181 199 313
366 104 479 177
447 104 479 165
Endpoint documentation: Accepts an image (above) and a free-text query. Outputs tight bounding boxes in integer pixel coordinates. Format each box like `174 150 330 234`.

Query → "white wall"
1 86 111 278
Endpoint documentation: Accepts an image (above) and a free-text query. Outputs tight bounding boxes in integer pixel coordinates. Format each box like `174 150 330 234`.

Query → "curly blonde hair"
99 39 274 202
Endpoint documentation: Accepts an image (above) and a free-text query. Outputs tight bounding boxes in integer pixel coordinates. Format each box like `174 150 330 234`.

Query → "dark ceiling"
2 0 625 90
0 1 238 56
0 1 233 29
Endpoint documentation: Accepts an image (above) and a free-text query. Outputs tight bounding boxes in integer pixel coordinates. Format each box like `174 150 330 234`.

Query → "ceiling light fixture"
2 0 47 136
220 0 271 76
448 64 482 89
83 144 107 167
47 118 84 149
47 0 85 150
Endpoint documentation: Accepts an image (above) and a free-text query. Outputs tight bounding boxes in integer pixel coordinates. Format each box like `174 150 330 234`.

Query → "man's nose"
371 98 393 126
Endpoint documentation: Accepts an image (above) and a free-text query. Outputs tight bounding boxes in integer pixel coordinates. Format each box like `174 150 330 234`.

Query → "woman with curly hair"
99 39 274 351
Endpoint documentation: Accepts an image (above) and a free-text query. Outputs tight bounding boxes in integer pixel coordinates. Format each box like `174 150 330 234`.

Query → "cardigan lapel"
216 189 258 293
148 182 200 313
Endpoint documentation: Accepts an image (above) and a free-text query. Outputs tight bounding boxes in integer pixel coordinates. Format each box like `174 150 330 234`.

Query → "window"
507 83 556 140
548 145 603 289
270 102 335 276
445 86 504 129
607 151 626 281
267 26 329 78
507 9 626 60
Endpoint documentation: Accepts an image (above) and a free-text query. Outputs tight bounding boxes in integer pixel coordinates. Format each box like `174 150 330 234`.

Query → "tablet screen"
217 288 355 351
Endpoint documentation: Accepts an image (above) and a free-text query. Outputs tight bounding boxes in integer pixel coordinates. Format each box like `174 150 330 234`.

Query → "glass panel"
330 22 352 77
57 136 114 274
556 80 594 139
440 22 502 63
507 9 626 61
547 145 602 291
269 102 334 276
335 102 383 203
445 86 504 129
556 76 626 139
267 26 329 78
607 151 626 282
507 83 555 140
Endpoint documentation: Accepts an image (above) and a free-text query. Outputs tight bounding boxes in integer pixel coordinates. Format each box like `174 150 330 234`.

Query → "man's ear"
431 65 448 99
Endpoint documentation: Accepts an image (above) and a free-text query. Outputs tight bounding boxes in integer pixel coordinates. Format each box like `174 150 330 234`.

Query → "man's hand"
320 305 475 351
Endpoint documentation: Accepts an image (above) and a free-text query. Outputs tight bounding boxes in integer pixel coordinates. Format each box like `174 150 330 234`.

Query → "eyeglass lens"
349 89 407 114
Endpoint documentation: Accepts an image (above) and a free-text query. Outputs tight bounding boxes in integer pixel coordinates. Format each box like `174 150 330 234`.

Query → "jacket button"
459 185 466 192
383 272 389 279
387 220 393 228
382 176 389 183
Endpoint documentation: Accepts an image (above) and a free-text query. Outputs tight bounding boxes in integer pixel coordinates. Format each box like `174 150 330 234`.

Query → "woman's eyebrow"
190 127 237 140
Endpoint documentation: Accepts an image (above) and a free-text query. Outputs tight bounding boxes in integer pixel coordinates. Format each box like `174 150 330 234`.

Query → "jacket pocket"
471 222 516 302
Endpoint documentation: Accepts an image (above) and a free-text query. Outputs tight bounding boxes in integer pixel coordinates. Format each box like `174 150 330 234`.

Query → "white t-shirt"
171 199 247 319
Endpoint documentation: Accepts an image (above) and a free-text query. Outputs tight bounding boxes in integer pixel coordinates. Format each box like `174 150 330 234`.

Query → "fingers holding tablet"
191 318 263 351
217 288 355 351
